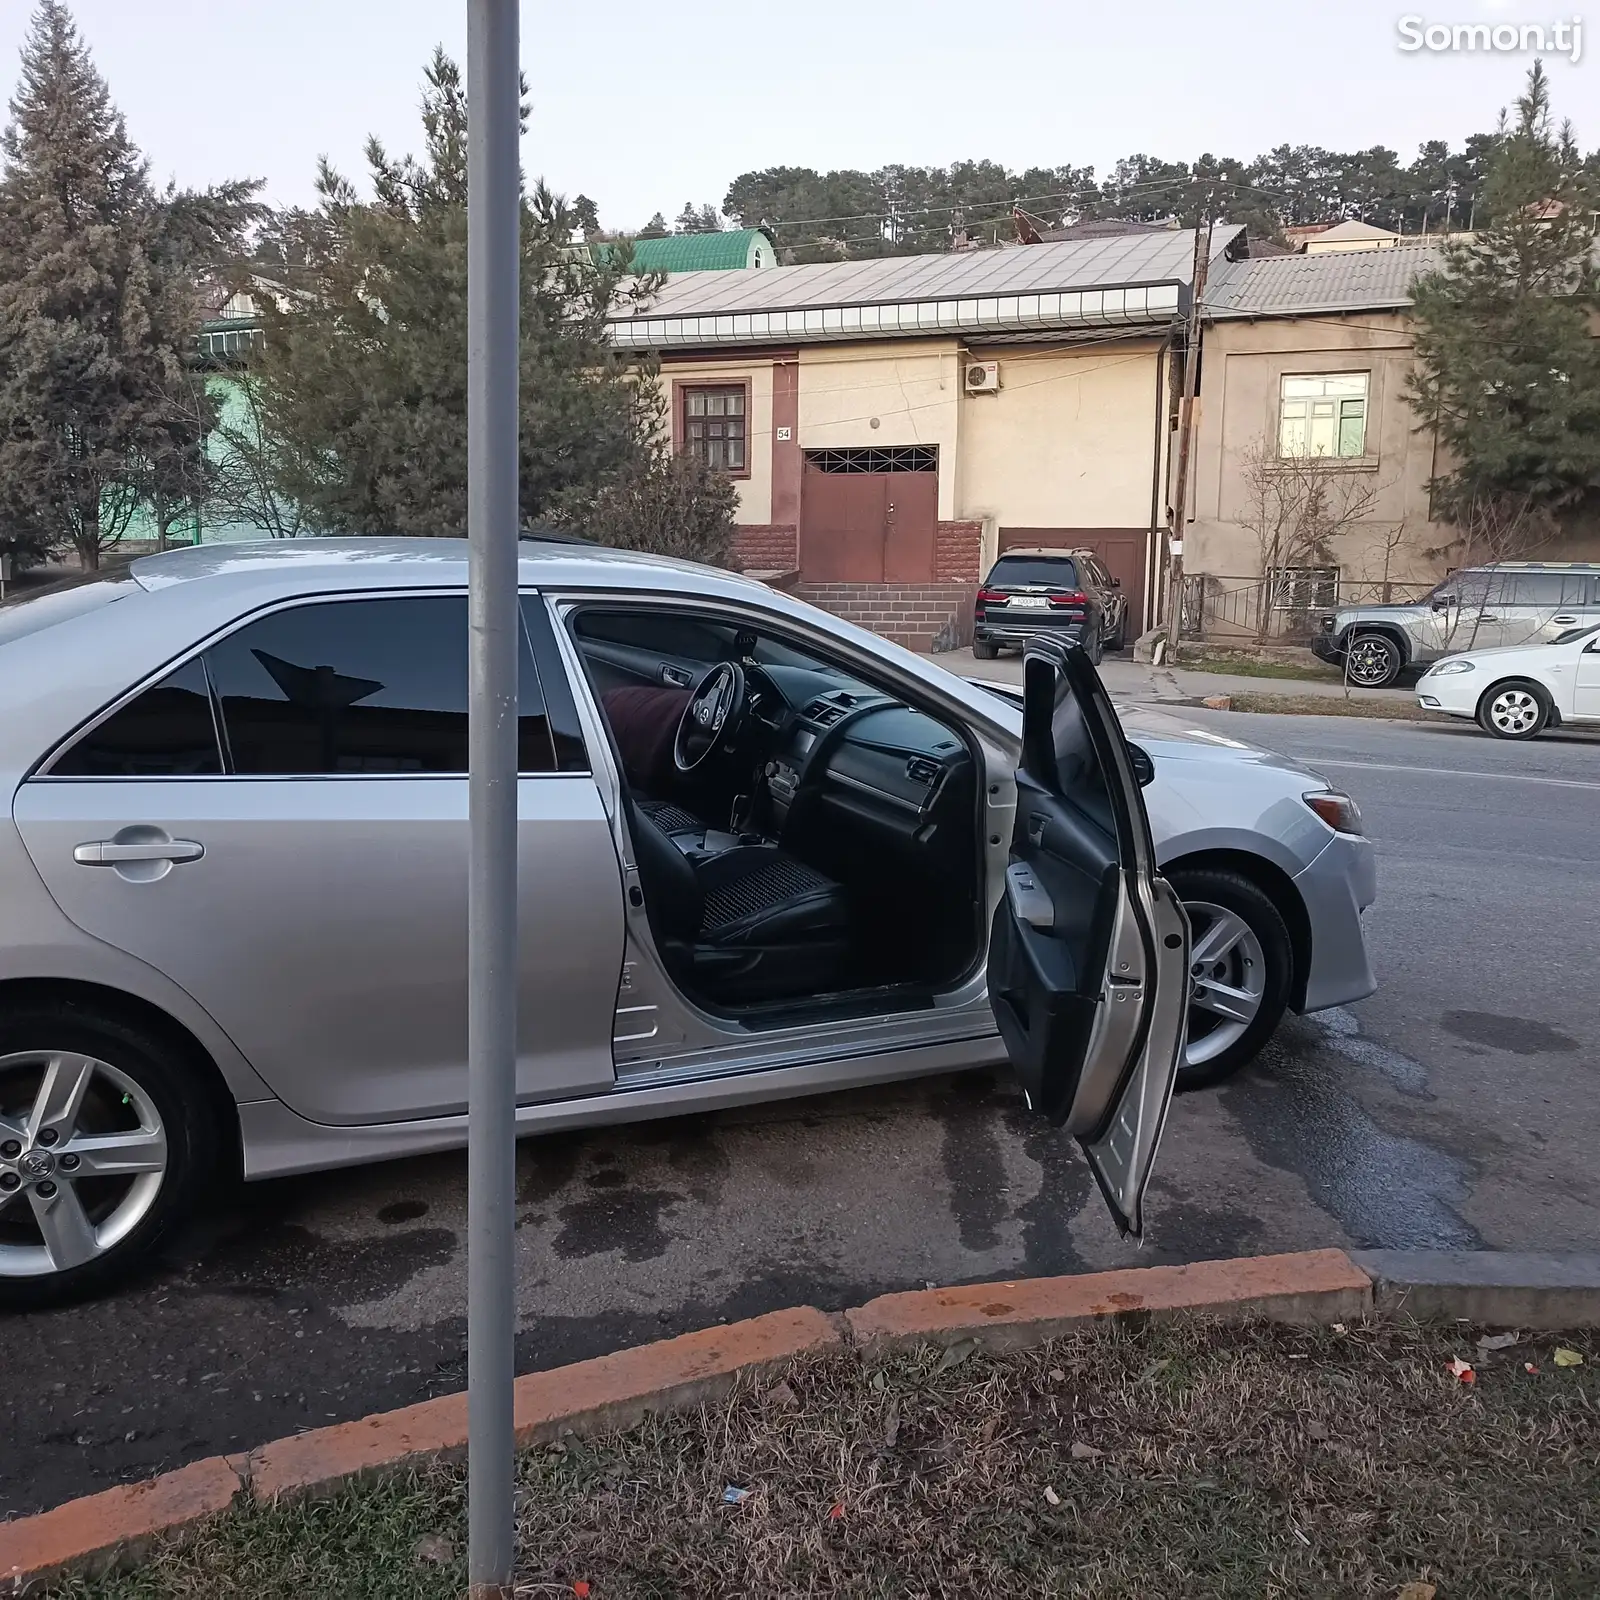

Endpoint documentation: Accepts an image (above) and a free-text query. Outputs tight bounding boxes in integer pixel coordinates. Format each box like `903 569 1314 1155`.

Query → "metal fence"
1178 572 1436 643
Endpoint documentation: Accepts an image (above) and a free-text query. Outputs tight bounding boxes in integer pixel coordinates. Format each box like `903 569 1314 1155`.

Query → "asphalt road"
6 711 1599 1518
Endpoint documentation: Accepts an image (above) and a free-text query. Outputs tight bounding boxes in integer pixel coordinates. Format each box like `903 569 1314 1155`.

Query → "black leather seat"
627 798 851 1004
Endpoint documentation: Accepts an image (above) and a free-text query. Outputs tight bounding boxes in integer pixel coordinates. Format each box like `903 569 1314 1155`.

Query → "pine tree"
242 49 693 540
0 1 258 568
1408 62 1600 541
637 211 669 238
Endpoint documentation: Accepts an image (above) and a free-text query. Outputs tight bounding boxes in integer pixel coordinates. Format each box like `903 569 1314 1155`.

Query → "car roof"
1462 561 1600 573
126 534 773 598
990 547 1092 561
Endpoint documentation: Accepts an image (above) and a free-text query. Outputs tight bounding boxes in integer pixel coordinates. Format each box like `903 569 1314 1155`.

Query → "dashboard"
747 664 973 840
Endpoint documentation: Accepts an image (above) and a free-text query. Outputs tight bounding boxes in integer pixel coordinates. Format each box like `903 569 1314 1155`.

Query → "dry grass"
1208 692 1450 722
66 1320 1600 1600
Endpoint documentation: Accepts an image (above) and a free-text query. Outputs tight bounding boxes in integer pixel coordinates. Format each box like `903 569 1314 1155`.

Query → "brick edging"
8 1247 1599 1592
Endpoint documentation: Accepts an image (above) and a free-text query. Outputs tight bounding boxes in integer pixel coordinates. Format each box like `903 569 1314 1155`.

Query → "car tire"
1343 632 1403 689
972 639 999 661
1167 866 1293 1092
0 1007 218 1311
1109 609 1128 652
1476 678 1550 740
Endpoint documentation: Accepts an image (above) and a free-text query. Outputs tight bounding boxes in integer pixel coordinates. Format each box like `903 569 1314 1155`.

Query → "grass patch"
59 1321 1599 1599
1207 692 1450 721
1179 652 1343 683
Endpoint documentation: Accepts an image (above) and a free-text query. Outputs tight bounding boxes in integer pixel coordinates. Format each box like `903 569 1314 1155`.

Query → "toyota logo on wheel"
19 1150 55 1180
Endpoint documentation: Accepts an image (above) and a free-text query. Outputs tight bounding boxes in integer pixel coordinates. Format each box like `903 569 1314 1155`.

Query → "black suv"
972 547 1128 661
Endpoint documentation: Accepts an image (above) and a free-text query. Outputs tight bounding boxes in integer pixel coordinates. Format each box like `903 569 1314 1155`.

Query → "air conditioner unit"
964 360 1001 394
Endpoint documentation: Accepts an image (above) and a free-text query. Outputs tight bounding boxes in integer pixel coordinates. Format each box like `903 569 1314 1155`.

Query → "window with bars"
681 385 747 474
803 445 938 474
1267 565 1340 612
1278 373 1369 459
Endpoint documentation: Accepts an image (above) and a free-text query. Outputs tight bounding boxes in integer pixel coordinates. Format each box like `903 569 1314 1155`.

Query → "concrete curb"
6 1247 1598 1593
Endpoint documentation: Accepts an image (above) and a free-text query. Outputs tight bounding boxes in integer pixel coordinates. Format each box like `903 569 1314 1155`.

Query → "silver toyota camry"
0 540 1375 1306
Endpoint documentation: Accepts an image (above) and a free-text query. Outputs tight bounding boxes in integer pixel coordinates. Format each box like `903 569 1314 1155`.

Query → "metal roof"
600 228 775 273
1203 242 1447 318
609 227 1244 349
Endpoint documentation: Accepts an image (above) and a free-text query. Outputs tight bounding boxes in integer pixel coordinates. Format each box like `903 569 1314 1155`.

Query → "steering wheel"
674 661 747 773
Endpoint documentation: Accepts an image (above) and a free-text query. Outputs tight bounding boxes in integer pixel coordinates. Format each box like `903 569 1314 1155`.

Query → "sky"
0 0 1590 230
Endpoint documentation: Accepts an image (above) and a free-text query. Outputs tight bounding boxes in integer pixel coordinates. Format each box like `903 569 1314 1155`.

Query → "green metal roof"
601 228 776 273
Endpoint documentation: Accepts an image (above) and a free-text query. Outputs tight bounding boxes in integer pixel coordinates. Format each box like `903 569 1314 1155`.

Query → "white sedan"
1417 622 1600 738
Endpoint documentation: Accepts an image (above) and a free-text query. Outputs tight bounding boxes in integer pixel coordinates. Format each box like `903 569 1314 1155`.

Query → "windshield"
0 565 139 648
986 556 1079 588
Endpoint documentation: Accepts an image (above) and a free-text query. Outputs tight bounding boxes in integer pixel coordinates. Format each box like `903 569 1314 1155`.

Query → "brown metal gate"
800 446 939 583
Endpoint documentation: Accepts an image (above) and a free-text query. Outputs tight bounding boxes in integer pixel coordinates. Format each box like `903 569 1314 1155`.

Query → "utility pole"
465 0 521 1595
1164 215 1213 652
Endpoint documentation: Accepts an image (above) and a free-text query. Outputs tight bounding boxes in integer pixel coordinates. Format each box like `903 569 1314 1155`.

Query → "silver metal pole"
466 0 521 1594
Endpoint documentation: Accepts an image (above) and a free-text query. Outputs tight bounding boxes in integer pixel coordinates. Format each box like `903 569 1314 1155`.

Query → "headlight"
1430 659 1476 676
1303 790 1364 835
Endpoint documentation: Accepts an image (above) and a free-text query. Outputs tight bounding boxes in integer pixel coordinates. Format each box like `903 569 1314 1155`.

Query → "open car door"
987 638 1190 1238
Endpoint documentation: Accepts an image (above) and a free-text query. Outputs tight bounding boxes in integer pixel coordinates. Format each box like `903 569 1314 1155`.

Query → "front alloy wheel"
1169 867 1293 1090
1344 633 1402 688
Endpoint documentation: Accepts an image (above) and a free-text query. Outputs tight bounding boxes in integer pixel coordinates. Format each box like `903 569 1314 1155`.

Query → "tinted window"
521 597 591 773
1506 574 1570 606
987 556 1079 588
205 597 558 776
573 609 731 660
50 658 222 777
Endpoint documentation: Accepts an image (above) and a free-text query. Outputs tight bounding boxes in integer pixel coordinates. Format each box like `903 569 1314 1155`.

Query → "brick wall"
731 523 798 572
793 582 978 653
934 520 983 583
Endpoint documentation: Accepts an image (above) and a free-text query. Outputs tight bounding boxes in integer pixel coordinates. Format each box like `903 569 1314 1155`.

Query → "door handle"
661 665 693 688
1553 615 1579 626
74 839 204 866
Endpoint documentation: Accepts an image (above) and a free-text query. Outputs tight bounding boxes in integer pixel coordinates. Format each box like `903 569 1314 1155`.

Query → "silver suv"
1314 562 1600 688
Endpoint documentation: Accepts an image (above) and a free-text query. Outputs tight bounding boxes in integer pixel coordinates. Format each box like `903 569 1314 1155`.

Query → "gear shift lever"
729 793 751 834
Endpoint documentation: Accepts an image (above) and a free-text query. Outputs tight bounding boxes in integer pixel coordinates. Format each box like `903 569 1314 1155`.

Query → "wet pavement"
5 712 1598 1518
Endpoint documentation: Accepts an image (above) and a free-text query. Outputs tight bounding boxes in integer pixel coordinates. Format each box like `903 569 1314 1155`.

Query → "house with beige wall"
1188 242 1600 638
607 232 1244 647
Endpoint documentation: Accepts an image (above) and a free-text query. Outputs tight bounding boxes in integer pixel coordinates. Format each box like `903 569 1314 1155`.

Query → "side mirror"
1431 596 1452 613
1129 743 1155 787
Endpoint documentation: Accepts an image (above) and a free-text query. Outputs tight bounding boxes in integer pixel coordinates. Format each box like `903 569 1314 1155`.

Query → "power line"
755 175 1298 239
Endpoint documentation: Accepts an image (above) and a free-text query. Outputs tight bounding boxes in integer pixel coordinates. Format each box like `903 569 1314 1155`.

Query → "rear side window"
49 658 222 777
205 596 558 775
987 556 1079 589
45 594 577 779
1506 574 1572 606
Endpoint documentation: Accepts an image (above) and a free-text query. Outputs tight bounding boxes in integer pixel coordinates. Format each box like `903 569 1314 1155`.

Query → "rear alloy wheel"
1167 867 1293 1090
1477 679 1549 740
1344 632 1403 688
0 1012 212 1310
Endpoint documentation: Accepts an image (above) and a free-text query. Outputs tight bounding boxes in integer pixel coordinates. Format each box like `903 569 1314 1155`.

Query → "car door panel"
14 776 622 1123
1575 639 1600 721
989 639 1188 1238
13 593 625 1127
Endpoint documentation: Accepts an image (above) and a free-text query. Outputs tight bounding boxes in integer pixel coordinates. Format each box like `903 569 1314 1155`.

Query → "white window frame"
1278 373 1370 460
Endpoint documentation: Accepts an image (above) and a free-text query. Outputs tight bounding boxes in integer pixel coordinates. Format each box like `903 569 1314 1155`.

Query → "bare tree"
1426 489 1559 652
1236 435 1385 640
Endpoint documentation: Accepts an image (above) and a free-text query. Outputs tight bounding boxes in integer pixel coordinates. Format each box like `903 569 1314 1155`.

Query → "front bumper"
1291 829 1378 1013
1311 633 1344 665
